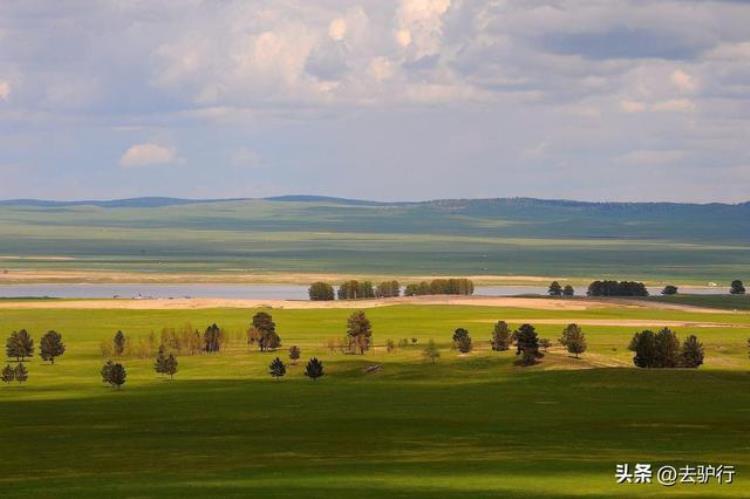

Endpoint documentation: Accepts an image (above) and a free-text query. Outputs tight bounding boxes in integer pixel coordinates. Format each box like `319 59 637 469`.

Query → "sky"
1 0 749 203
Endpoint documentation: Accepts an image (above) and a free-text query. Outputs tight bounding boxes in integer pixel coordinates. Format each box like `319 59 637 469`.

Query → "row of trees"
309 278 475 300
629 328 704 368
587 280 649 297
6 329 65 363
548 281 575 297
404 278 475 296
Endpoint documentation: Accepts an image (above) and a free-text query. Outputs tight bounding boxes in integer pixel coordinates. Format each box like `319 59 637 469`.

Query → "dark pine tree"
14 363 28 384
515 323 543 366
491 321 511 351
452 328 472 353
203 324 222 352
40 330 65 364
288 345 301 364
305 357 324 380
164 354 178 379
1 364 14 383
269 357 286 380
679 335 704 368
154 346 167 375
113 330 126 356
109 363 127 389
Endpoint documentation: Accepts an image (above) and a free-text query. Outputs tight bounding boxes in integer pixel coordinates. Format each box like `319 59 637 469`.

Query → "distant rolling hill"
0 196 748 283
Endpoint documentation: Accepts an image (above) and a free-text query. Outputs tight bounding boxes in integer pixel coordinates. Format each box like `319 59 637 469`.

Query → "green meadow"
2 303 750 497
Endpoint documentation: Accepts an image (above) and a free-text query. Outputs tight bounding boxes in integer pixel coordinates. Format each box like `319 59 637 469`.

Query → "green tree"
548 281 562 296
109 363 126 389
491 321 512 351
375 280 400 298
308 282 335 301
101 360 114 385
288 345 301 364
559 323 587 359
269 357 286 380
113 330 126 356
661 285 678 295
452 328 472 353
6 330 34 362
40 330 65 364
253 312 281 352
1 364 14 383
14 363 28 384
654 327 680 367
203 323 222 352
679 335 704 368
164 354 178 379
730 280 746 295
630 330 657 368
562 285 575 297
422 339 440 363
305 357 324 380
515 324 543 366
346 310 372 354
154 346 167 375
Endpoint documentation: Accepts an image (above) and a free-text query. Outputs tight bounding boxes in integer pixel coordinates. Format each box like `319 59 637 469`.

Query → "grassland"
1 197 749 284
2 302 750 497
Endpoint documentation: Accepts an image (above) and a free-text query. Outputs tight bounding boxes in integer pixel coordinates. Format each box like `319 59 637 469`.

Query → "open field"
2 301 750 497
1 198 749 285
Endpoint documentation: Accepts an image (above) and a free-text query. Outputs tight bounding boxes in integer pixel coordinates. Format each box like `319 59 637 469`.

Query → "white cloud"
119 143 178 167
396 0 451 58
652 99 696 112
328 18 347 41
368 57 394 81
620 100 646 113
670 69 696 92
0 81 10 101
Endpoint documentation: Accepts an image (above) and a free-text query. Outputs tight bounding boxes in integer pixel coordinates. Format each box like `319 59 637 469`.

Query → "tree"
375 280 400 298
6 330 34 362
164 354 178 379
305 358 324 380
563 285 575 297
101 360 114 385
452 328 472 353
491 321 512 351
154 346 167 375
548 281 562 297
679 335 704 368
253 312 281 352
288 345 301 364
203 323 222 352
654 327 681 368
730 280 746 295
113 330 126 356
630 330 657 368
109 363 126 389
40 330 65 364
515 324 543 366
346 310 372 354
587 280 649 297
661 285 678 295
559 323 587 359
14 363 28 383
422 339 440 363
1 364 14 383
269 357 286 380
308 282 335 301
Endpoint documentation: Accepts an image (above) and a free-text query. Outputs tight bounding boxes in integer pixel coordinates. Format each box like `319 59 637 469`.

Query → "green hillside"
0 197 748 283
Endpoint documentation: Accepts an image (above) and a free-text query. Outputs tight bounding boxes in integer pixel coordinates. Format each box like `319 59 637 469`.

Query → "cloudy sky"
1 0 749 202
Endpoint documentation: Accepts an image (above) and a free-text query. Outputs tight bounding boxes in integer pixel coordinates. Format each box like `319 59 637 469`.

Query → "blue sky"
1 0 749 202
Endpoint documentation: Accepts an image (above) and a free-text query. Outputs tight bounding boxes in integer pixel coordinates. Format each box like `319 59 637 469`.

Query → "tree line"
309 278 475 301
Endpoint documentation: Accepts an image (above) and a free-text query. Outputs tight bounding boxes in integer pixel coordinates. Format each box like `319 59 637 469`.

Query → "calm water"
0 283 729 299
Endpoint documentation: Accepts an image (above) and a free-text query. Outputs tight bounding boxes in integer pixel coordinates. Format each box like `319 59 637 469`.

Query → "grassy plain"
1 302 750 497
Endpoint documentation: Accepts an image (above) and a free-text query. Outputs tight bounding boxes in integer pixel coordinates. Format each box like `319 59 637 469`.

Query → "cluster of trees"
404 278 474 296
661 285 678 295
247 312 282 351
629 328 704 368
587 280 649 297
308 282 335 301
548 281 575 297
2 330 67 385
337 280 375 300
375 280 400 298
154 346 178 379
267 356 324 380
1 363 28 384
731 280 746 295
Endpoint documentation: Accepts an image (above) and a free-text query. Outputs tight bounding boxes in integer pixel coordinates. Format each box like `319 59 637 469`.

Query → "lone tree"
154 346 167 375
164 353 178 379
559 323 587 359
40 330 65 364
563 285 575 297
491 321 512 351
113 330 126 356
6 330 34 362
730 280 746 295
288 345 301 364
101 361 126 389
203 323 222 352
515 323 543 366
548 281 563 297
661 285 679 296
422 339 440 363
253 312 281 352
308 282 335 301
346 310 372 354
452 328 472 353
1 364 14 383
14 363 28 384
305 357 324 380
679 335 704 368
269 357 286 380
